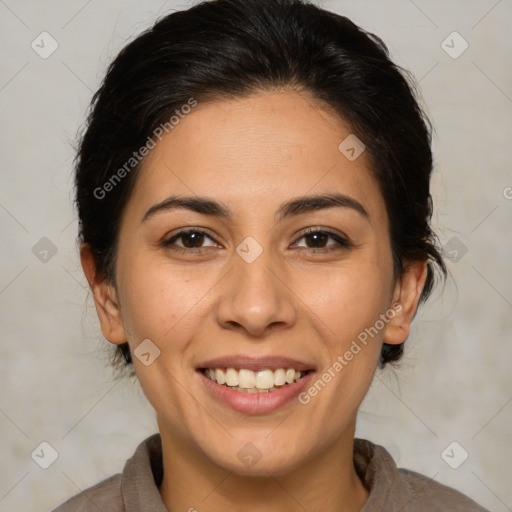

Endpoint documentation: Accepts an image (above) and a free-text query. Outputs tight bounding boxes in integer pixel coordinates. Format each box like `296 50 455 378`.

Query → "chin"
202 439 310 477
221 455 301 477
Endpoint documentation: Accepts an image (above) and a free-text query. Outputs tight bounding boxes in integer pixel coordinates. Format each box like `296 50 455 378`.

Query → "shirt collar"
120 433 394 511
121 433 168 512
354 438 398 510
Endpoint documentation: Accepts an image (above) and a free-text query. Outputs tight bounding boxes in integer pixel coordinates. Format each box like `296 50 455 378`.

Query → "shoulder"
51 433 164 512
51 473 123 512
393 467 490 512
354 438 490 512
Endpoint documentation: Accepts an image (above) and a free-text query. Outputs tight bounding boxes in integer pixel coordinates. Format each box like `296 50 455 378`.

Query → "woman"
53 0 489 510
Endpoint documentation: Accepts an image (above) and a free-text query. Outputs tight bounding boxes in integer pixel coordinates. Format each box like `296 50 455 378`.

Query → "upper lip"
197 355 315 372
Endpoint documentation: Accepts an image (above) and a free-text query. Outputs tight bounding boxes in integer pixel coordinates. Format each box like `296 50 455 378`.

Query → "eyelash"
161 227 352 254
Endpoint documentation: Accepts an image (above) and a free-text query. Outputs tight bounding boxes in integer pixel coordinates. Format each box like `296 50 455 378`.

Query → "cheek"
116 251 208 346
304 260 391 342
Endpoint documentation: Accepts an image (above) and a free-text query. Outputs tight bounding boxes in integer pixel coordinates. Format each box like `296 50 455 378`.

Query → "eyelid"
294 226 349 240
162 226 353 253
291 226 352 249
162 227 220 249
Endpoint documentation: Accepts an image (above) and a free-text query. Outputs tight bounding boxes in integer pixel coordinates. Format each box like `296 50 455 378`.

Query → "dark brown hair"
74 0 447 372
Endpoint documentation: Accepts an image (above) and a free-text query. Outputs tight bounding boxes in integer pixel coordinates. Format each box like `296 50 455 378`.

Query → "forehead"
128 90 387 226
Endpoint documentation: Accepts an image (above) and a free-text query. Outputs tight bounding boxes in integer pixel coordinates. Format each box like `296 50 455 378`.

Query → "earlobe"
80 243 127 345
383 260 428 346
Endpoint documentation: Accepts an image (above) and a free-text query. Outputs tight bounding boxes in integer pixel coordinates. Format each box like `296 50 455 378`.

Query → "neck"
158 421 369 512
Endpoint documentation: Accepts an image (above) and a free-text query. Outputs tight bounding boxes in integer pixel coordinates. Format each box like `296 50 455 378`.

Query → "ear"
80 243 127 344
383 260 428 345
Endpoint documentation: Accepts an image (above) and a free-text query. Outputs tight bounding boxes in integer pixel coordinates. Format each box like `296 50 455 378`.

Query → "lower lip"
198 370 314 414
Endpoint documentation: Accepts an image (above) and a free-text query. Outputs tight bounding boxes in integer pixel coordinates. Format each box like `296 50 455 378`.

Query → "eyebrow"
141 192 370 224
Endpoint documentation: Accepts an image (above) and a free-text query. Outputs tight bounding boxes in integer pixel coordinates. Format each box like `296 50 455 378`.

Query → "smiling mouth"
200 367 312 393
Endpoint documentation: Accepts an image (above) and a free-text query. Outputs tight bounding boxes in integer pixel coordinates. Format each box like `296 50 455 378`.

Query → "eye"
161 227 352 254
161 228 219 252
292 227 352 251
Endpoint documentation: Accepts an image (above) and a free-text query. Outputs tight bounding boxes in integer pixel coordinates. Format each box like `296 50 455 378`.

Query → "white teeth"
215 368 225 385
203 367 309 392
238 369 256 388
225 368 239 386
255 369 274 389
274 368 286 386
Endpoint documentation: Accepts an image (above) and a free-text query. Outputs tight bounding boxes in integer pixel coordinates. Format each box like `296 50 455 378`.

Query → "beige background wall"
0 0 510 510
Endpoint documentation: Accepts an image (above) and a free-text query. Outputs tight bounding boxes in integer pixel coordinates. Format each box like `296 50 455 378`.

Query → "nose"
215 241 297 338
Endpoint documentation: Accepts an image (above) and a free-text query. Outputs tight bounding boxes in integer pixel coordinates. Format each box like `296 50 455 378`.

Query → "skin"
81 89 427 512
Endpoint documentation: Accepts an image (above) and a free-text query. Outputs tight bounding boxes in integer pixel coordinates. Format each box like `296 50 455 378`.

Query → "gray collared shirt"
52 434 489 511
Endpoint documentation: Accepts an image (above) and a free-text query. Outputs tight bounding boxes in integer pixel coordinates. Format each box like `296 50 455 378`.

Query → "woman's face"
86 90 425 475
